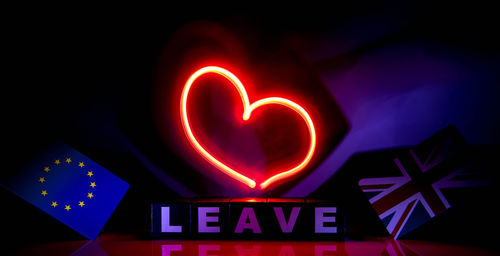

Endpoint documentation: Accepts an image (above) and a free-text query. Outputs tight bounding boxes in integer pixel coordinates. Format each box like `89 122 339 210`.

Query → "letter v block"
267 198 306 240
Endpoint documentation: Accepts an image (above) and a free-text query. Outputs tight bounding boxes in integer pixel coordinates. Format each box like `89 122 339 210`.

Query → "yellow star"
38 177 45 183
41 190 48 196
65 158 72 164
54 159 61 165
87 192 94 199
51 201 58 207
43 166 50 172
87 171 93 177
64 205 71 211
90 182 96 188
78 162 85 168
78 201 85 207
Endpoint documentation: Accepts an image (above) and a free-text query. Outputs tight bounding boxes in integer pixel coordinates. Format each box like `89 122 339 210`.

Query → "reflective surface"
10 234 498 256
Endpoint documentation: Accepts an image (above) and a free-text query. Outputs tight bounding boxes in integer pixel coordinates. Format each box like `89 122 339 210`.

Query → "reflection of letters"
161 244 182 256
161 244 340 256
198 244 220 256
235 245 262 256
278 245 295 256
314 245 337 256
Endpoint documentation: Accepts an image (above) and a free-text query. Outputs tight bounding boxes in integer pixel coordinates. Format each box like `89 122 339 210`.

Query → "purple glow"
287 41 500 197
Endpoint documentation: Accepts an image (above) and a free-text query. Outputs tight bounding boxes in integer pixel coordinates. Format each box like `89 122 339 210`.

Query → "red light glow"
180 66 317 190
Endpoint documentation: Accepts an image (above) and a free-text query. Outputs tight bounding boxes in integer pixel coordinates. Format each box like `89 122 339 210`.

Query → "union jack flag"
358 126 490 239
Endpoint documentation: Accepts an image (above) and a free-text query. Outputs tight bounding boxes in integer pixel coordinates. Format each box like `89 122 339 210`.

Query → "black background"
3 1 500 252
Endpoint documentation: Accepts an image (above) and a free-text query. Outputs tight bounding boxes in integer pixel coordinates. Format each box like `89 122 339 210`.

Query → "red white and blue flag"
358 126 490 239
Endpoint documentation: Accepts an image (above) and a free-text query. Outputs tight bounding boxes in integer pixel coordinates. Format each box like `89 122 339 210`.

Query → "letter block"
151 201 191 239
305 199 344 240
190 198 230 239
229 198 267 240
266 198 307 240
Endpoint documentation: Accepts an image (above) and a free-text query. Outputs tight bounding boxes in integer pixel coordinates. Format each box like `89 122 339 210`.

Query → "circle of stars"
38 157 96 212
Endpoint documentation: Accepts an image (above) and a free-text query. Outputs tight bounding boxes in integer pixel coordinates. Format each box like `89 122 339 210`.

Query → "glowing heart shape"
181 66 316 189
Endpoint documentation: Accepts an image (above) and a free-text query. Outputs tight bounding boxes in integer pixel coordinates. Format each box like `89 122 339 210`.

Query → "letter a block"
267 198 307 240
229 198 267 240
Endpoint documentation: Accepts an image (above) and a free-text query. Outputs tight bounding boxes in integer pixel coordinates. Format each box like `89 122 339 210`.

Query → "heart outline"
180 66 317 189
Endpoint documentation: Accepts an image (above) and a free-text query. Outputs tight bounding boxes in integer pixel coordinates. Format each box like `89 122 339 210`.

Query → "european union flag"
1 142 129 239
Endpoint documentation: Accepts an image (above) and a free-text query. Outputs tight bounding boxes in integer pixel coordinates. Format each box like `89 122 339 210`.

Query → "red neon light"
180 66 317 189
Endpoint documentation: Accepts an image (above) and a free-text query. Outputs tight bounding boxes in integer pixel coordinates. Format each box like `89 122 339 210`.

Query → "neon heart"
181 66 317 189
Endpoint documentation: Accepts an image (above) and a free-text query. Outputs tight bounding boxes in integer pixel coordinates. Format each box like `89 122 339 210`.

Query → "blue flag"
1 142 129 239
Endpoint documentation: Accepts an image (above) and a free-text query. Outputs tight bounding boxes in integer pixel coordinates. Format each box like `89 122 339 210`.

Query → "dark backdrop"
3 1 499 250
